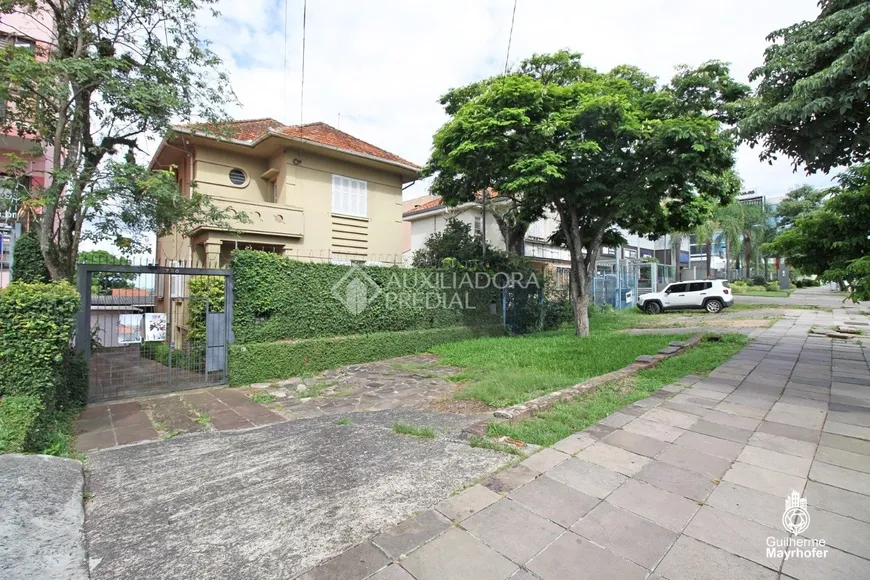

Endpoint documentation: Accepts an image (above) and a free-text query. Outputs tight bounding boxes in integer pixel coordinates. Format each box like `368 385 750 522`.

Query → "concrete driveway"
84 409 510 579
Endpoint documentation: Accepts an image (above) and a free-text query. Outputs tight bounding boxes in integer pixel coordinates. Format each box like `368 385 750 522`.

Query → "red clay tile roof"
402 189 499 217
180 119 419 169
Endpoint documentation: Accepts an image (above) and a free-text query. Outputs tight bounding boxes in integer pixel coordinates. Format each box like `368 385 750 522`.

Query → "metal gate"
75 262 233 402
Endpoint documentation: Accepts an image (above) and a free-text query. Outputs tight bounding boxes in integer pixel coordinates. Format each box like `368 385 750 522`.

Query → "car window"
721 281 730 288
668 283 688 293
688 282 707 292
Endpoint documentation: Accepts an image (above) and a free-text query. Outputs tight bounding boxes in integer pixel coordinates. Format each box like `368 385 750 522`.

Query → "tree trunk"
705 241 712 278
744 235 752 279
724 239 730 280
570 275 592 336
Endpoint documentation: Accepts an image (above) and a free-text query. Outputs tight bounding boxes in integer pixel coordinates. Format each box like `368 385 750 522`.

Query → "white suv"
637 280 734 314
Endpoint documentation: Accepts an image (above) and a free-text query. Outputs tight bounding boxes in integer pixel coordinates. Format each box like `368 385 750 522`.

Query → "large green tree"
424 53 746 335
765 163 870 299
775 185 828 228
0 0 238 280
78 250 134 294
741 0 870 173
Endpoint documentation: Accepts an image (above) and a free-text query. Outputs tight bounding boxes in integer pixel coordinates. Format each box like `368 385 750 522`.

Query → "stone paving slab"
291 310 870 580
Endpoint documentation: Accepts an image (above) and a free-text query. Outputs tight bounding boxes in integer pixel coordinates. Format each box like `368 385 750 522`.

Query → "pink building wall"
0 7 56 191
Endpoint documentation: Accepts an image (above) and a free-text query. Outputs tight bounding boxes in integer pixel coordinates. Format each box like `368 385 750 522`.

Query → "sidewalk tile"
809 461 870 495
705 481 785 529
804 480 870 523
509 475 599 528
819 432 870 455
683 506 785 569
654 536 777 580
436 484 501 522
702 409 762 431
766 409 826 431
748 432 817 459
571 502 677 568
660 401 709 417
606 479 700 532
689 419 753 444
401 528 517 580
368 565 414 580
713 401 768 420
823 421 870 440
527 532 646 580
657 444 732 479
520 448 569 474
602 430 669 458
723 462 806 497
576 443 650 476
372 510 451 559
296 541 389 580
782 545 870 580
622 418 684 442
551 432 595 455
757 421 820 443
737 446 813 477
673 431 744 461
805 507 870 560
483 465 537 494
635 460 716 502
642 407 699 429
597 412 633 429
546 458 626 499
463 500 563 565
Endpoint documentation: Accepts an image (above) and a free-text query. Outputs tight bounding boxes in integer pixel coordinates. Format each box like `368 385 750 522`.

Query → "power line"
504 0 518 74
300 0 307 124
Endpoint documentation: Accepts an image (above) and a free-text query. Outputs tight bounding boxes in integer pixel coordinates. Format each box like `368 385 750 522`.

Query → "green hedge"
11 231 49 283
0 281 85 453
231 250 503 343
229 325 503 386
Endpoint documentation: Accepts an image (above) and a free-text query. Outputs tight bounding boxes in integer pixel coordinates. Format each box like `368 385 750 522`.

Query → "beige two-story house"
150 119 420 268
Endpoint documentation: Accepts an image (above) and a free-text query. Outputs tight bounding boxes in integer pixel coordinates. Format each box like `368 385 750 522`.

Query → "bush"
729 281 747 294
188 276 225 344
228 325 503 386
542 300 571 330
765 282 781 292
751 276 766 286
231 250 504 343
141 342 192 369
11 232 49 283
0 282 85 453
748 285 767 292
0 395 44 453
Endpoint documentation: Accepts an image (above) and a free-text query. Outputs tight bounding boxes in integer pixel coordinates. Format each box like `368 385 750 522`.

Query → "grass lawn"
740 291 791 298
432 316 690 407
488 334 749 446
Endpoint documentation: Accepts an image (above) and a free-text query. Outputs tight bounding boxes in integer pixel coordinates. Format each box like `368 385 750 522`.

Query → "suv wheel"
644 301 662 315
705 299 723 314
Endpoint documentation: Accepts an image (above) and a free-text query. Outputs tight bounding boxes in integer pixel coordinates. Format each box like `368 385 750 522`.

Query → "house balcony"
193 196 304 240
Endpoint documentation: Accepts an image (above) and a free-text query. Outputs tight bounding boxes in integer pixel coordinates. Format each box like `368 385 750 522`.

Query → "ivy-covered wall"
231 250 502 343
0 282 86 453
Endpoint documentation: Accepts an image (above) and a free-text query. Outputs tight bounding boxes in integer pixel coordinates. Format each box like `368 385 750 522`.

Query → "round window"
228 168 247 185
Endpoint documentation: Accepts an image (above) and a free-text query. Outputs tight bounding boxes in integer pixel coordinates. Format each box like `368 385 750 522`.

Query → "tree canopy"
775 185 828 229
740 0 870 173
764 163 870 300
78 250 135 295
424 52 746 335
0 0 238 280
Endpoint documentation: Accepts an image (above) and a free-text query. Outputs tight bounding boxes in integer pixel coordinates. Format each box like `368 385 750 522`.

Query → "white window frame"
473 216 482 235
331 174 367 218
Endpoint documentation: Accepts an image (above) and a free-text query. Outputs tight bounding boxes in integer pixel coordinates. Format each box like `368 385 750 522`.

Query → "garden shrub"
765 282 781 292
231 250 504 343
188 275 225 344
729 281 747 294
0 281 84 453
228 325 503 385
751 276 766 286
11 232 49 283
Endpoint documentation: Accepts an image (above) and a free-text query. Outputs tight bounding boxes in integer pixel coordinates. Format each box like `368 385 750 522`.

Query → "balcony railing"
201 196 304 238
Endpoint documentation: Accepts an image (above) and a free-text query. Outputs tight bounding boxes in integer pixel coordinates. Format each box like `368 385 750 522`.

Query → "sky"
200 0 839 202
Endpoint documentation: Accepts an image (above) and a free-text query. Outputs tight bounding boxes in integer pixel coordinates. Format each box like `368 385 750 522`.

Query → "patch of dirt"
429 395 494 415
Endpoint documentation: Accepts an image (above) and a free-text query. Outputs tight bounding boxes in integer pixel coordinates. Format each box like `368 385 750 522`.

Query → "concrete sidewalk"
298 310 870 580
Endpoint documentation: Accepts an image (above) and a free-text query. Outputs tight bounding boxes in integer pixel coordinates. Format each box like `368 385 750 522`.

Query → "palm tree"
716 203 743 279
695 218 719 278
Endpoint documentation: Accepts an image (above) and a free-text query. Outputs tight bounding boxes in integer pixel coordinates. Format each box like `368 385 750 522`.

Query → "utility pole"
481 188 487 258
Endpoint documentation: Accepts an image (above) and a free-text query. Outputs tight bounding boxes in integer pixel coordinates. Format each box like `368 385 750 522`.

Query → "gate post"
75 266 91 356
